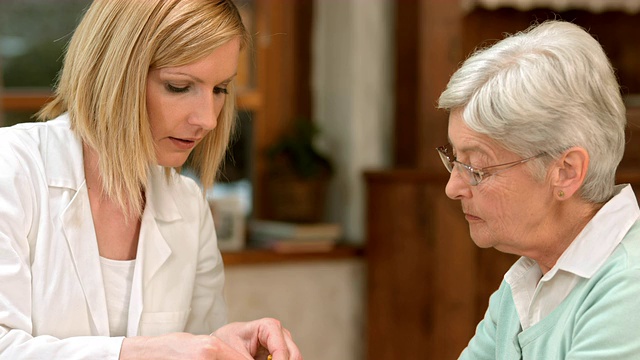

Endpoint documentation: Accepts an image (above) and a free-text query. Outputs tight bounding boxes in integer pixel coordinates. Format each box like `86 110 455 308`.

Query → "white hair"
438 20 626 203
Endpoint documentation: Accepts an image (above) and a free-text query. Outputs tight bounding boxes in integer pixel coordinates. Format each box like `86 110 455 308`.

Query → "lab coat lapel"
47 115 109 335
127 167 181 336
60 183 110 336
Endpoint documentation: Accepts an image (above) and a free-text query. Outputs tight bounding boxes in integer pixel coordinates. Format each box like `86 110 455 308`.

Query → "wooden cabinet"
245 0 313 218
365 170 518 359
393 1 640 171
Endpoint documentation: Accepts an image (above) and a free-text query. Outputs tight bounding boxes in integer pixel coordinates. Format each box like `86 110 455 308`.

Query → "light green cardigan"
460 220 640 359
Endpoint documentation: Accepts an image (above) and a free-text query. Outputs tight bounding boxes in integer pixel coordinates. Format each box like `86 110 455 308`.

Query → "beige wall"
224 260 366 360
312 0 395 243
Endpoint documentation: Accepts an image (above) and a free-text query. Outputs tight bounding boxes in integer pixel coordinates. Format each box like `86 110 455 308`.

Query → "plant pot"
267 175 329 223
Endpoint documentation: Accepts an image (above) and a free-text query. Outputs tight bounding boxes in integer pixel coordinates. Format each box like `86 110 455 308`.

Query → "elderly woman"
437 20 640 359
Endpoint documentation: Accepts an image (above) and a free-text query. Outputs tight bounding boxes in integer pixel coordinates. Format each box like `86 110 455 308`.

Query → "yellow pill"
267 356 273 360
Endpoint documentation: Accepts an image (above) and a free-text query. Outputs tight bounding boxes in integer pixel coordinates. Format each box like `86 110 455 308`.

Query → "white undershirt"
100 256 136 336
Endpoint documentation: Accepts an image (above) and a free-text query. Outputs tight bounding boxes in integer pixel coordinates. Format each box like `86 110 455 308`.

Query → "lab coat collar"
60 182 110 336
60 177 178 337
45 114 183 223
49 115 184 335
48 115 109 335
145 166 184 223
44 115 85 191
128 166 182 335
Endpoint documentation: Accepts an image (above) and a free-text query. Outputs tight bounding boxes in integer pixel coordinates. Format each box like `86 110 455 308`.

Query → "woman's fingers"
253 319 302 360
278 327 303 360
212 318 303 360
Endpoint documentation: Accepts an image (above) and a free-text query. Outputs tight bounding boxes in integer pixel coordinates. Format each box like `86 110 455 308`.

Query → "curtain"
462 0 640 13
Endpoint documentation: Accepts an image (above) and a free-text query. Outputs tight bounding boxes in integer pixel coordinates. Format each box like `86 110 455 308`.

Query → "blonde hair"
39 0 250 217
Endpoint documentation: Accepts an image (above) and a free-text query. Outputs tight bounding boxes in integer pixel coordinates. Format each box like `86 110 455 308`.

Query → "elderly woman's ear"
551 147 590 200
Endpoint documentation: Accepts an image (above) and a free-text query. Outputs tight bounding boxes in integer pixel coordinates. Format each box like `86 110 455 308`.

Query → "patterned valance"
463 0 640 13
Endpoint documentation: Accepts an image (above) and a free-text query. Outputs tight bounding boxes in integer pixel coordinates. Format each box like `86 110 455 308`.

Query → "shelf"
617 169 640 183
1 90 52 111
221 243 365 266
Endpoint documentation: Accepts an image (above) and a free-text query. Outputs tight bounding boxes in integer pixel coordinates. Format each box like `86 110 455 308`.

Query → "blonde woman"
0 0 301 359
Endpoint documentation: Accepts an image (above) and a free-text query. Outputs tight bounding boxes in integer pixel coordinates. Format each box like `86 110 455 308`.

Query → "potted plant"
266 118 334 223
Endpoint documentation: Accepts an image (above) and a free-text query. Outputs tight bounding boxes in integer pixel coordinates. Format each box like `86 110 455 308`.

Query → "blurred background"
1 0 639 359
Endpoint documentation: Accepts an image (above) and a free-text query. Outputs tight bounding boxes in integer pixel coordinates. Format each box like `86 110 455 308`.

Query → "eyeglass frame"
436 143 546 186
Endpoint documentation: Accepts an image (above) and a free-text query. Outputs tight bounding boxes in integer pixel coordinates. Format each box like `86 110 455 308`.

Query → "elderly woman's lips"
464 213 481 221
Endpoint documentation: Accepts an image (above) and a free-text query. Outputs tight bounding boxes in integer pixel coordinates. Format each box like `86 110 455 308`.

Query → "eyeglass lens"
437 145 481 185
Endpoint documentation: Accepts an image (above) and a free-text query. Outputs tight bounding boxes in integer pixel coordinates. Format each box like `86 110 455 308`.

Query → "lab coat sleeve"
183 185 228 334
0 140 123 359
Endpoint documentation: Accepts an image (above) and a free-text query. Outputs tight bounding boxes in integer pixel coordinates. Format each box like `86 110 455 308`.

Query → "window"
0 0 89 126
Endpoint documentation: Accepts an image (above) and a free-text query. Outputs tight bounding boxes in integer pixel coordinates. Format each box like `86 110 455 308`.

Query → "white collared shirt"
505 184 640 330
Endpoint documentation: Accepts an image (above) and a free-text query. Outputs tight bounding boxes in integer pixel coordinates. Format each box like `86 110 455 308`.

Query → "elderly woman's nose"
445 169 470 200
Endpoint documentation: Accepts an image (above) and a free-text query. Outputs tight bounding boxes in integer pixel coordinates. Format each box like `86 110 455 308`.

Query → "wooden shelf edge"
617 169 640 184
1 91 53 111
222 243 365 266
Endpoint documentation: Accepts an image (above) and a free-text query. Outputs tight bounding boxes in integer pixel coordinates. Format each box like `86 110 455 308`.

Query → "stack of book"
249 220 343 253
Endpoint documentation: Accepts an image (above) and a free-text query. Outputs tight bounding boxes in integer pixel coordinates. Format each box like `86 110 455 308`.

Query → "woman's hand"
119 318 302 360
211 318 303 360
120 332 250 359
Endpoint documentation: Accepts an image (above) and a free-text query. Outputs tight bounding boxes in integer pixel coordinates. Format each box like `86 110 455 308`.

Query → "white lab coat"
0 115 227 359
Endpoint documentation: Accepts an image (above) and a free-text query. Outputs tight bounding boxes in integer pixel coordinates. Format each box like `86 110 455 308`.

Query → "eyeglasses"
436 143 545 186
